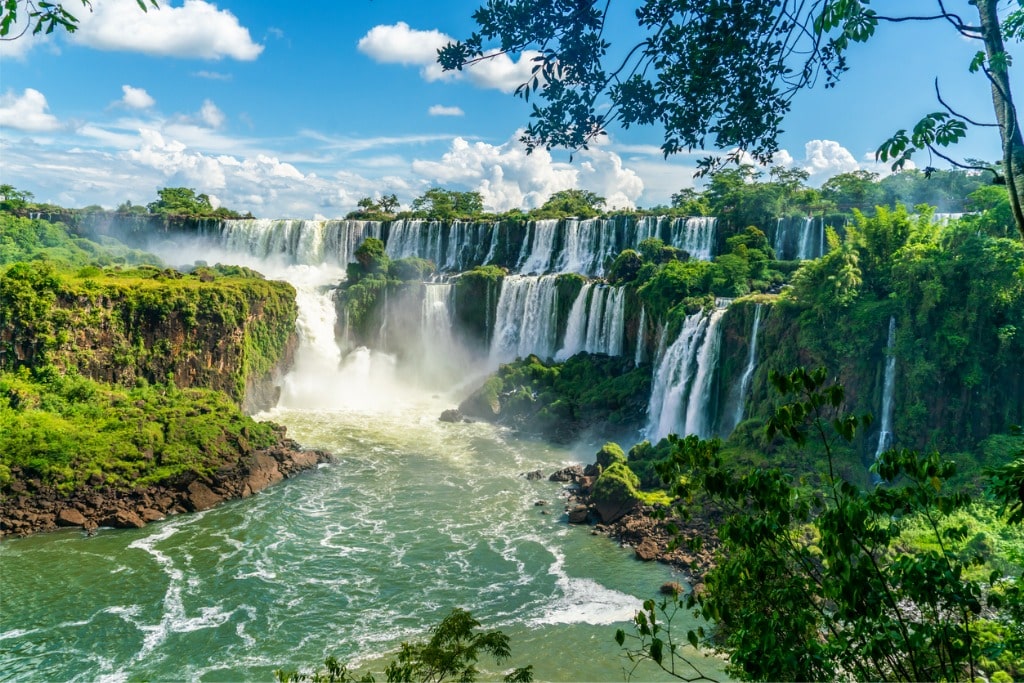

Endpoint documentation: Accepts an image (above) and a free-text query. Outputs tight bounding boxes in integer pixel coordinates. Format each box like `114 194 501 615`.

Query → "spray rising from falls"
646 307 726 441
874 316 898 462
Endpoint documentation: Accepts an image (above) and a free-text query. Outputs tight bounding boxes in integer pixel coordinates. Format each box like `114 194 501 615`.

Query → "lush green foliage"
0 367 278 494
531 189 605 219
0 256 297 403
619 368 1023 682
0 214 159 268
459 353 651 442
410 189 485 221
275 609 533 683
441 0 1023 238
145 187 243 219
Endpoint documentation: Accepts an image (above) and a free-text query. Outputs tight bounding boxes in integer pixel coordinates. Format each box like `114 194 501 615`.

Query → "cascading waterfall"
555 284 627 360
874 316 898 462
646 308 726 441
214 219 384 266
669 217 717 260
726 303 763 433
796 217 824 260
518 220 560 273
634 307 647 366
490 275 560 362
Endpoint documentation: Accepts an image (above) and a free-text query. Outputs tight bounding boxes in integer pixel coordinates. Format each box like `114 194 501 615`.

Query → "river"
0 246 727 681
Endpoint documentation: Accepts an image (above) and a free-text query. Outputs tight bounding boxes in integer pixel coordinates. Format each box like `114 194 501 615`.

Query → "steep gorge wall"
0 264 297 412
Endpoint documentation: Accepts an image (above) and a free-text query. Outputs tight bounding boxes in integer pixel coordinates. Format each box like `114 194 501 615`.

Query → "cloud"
357 22 539 92
357 22 450 67
199 100 225 128
120 85 155 110
411 133 644 212
799 140 859 185
0 89 61 132
428 105 464 117
72 0 263 60
193 70 232 81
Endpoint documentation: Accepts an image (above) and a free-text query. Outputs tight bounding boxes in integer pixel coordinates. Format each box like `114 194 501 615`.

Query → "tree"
0 0 156 39
0 184 34 212
439 1 1024 240
533 188 605 218
411 188 484 220
821 170 883 213
618 367 1019 682
275 609 534 683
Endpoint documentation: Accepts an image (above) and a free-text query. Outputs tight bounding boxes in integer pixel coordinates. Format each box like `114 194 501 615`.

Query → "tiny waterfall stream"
0 229 729 682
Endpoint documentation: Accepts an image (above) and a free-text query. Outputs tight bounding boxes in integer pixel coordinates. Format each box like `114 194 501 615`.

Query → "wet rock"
439 408 464 423
549 465 585 483
183 481 223 512
534 500 547 506
567 505 590 524
635 538 659 562
661 582 684 596
523 470 543 481
56 508 87 527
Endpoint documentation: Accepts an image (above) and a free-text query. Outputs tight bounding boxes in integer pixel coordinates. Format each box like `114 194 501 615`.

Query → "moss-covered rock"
0 261 297 408
591 462 644 523
595 442 627 469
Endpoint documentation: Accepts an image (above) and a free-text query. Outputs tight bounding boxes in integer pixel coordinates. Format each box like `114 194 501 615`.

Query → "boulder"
242 453 284 496
567 505 590 524
549 465 585 483
56 508 87 527
439 408 464 423
660 581 684 596
523 470 543 481
635 538 660 562
104 509 146 529
184 481 223 512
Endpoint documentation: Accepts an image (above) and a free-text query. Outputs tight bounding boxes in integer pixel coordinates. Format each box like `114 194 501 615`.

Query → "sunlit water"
0 392 725 681
0 240 728 681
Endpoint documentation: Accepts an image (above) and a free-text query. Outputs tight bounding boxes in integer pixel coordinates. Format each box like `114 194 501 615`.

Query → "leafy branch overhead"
0 0 157 39
440 0 1024 240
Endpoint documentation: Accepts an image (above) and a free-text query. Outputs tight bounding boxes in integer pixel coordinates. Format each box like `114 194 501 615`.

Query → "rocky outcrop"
0 438 332 538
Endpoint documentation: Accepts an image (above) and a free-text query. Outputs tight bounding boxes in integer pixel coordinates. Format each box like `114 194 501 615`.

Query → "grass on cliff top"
0 367 281 496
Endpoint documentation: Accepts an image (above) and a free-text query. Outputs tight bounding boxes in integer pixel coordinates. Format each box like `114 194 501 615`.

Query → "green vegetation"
530 189 606 219
146 187 244 219
410 188 485 221
0 213 159 268
275 609 533 683
0 259 297 403
0 367 279 494
616 368 1024 682
458 353 651 442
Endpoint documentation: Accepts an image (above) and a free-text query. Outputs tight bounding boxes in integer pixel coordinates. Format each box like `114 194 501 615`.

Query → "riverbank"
535 463 721 583
0 432 332 537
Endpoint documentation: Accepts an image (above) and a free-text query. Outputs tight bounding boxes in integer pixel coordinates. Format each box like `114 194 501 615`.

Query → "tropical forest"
0 1 1022 682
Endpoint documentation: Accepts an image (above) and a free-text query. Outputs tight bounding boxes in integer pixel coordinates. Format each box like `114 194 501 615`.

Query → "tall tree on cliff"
438 0 1024 240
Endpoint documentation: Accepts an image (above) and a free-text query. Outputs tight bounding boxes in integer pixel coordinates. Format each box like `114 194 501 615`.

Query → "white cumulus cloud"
72 0 263 60
120 85 155 110
799 139 860 185
0 89 61 132
428 105 464 117
411 133 643 212
358 22 539 92
199 100 225 128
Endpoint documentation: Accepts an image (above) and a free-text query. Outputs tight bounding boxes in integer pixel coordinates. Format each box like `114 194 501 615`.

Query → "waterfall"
489 275 560 362
773 218 789 259
555 284 627 360
669 217 717 260
518 220 559 273
634 307 647 366
556 283 593 361
557 218 621 275
727 303 763 432
215 218 383 266
646 308 726 441
874 316 897 462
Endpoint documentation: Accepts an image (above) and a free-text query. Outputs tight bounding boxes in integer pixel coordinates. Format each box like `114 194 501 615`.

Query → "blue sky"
0 0 1019 218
